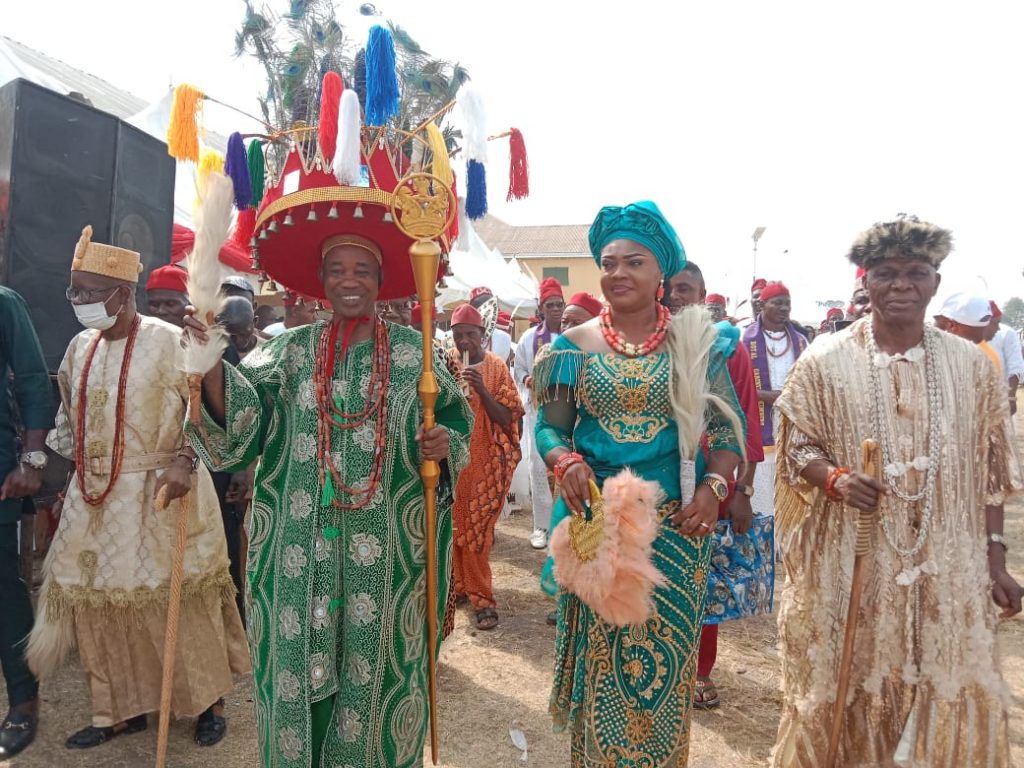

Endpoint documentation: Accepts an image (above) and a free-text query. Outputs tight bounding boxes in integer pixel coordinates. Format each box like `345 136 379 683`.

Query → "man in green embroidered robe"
187 236 472 767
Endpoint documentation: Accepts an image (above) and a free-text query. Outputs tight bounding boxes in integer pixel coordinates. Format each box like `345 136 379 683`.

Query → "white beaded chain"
865 323 942 559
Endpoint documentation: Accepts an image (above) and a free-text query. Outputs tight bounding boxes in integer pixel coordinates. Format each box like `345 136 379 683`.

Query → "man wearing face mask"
28 226 249 751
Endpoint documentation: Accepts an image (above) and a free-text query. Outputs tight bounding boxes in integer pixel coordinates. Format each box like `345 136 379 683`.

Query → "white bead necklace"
865 322 942 559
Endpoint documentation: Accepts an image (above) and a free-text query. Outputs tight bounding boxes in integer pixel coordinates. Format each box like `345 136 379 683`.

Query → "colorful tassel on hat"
247 140 265 208
353 49 367 109
364 26 400 126
318 71 343 162
167 84 204 162
426 122 453 186
232 207 257 250
196 148 225 201
224 132 252 210
506 127 529 201
334 90 363 185
466 159 488 220
459 85 488 163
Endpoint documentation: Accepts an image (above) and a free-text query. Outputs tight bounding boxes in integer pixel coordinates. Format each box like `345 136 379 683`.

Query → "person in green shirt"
187 233 472 768
0 285 55 759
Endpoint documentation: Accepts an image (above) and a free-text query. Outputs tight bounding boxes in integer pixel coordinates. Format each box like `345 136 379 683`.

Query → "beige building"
474 216 601 298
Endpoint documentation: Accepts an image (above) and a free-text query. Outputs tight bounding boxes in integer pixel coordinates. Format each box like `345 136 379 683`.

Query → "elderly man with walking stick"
770 215 1022 767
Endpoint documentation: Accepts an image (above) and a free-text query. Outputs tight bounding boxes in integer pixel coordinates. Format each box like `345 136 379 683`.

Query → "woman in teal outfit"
533 201 745 767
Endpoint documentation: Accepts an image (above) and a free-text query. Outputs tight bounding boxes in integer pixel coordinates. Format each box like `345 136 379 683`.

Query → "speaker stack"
0 78 175 370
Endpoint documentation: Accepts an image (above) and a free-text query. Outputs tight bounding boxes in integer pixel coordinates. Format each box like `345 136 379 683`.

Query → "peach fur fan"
549 469 666 626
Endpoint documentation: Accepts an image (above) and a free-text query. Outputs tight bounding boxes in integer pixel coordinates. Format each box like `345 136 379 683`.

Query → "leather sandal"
66 714 147 749
194 699 227 747
475 607 499 630
694 676 721 710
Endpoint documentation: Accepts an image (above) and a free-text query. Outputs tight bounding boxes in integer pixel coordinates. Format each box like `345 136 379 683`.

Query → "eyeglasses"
66 286 118 303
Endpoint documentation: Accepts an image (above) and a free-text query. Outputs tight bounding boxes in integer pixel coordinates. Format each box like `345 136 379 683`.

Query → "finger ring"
698 522 711 530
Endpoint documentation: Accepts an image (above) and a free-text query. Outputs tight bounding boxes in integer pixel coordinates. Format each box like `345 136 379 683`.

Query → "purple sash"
741 318 807 447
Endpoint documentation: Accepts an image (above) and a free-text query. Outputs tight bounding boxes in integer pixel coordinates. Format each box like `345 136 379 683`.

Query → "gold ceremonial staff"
391 172 456 766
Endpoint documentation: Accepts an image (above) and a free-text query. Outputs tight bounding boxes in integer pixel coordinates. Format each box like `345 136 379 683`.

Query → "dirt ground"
4 451 1024 767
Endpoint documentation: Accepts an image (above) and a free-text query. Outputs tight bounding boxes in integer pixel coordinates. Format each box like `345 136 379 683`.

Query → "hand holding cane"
826 438 881 767
391 172 455 765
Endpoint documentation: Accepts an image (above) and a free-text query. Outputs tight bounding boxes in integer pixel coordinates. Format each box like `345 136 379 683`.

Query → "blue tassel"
364 26 399 125
224 132 252 211
466 160 488 220
353 49 367 109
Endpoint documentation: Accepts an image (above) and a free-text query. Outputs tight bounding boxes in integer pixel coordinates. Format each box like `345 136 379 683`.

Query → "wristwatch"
177 452 200 473
19 450 48 471
734 482 754 498
988 533 1008 551
701 474 729 503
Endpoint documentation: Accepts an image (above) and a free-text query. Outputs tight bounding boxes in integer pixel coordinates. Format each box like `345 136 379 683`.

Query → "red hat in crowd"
759 281 790 303
469 286 493 301
990 300 1002 319
751 278 768 293
170 223 254 274
411 302 434 326
451 303 485 328
826 307 844 321
567 291 602 317
539 277 564 305
496 310 513 330
705 293 726 307
145 264 189 294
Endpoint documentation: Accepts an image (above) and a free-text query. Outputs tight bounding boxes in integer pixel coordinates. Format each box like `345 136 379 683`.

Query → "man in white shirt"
512 278 564 549
985 302 1024 414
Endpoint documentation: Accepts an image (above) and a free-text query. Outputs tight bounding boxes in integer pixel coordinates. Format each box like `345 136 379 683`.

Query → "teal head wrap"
587 201 686 277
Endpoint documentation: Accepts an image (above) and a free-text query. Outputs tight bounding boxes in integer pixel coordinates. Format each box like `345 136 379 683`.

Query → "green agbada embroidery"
188 323 472 768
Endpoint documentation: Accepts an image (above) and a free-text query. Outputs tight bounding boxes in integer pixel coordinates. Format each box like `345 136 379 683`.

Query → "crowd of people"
0 206 1021 768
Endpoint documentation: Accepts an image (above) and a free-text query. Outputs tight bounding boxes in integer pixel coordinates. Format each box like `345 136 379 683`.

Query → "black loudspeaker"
0 78 175 370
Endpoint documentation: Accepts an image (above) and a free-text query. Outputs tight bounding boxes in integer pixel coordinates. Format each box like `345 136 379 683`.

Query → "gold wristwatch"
701 474 729 503
734 482 754 497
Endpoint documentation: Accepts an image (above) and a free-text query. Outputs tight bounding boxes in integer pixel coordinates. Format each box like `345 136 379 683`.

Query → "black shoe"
65 714 147 749
194 699 227 747
0 709 37 758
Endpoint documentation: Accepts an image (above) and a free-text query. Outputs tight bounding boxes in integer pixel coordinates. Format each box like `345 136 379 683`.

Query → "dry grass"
5 437 1024 767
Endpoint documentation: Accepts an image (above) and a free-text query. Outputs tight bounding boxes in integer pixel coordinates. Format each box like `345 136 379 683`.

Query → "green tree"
1001 296 1024 329
234 1 468 143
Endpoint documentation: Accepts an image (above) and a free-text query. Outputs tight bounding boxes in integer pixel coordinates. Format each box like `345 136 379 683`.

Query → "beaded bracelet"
553 452 584 484
825 466 850 501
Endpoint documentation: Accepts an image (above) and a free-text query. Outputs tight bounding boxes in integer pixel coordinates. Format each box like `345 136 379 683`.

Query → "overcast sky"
5 1 1024 319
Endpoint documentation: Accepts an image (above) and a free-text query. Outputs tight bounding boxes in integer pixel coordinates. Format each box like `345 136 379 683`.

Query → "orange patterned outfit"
452 351 524 610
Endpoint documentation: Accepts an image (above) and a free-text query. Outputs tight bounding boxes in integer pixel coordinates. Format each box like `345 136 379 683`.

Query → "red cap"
451 303 484 327
759 281 790 303
469 286 493 301
990 300 1002 319
826 307 844 321
751 278 768 292
567 291 602 317
170 222 255 274
411 302 433 326
539 277 564 306
497 310 512 328
146 264 188 294
705 293 726 307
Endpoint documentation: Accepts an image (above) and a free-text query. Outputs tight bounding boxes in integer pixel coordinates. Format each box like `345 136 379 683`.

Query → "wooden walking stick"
391 172 455 766
826 438 881 767
155 488 191 768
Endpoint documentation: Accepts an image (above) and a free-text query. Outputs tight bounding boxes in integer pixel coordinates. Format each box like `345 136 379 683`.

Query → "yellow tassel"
426 123 453 186
167 84 205 162
195 148 225 206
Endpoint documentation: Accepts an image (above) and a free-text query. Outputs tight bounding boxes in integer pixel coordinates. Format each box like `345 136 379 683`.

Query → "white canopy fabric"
439 215 538 317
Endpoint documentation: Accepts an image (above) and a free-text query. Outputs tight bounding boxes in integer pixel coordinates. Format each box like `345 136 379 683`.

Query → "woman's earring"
656 285 665 301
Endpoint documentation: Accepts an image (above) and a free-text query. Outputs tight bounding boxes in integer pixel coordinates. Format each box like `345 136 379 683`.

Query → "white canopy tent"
439 213 538 317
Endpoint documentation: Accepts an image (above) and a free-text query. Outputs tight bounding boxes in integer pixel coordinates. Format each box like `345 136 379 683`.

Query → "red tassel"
507 127 529 201
233 207 257 250
319 72 344 163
